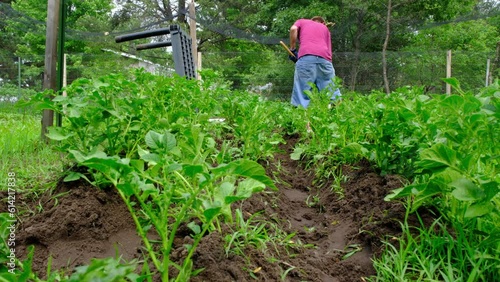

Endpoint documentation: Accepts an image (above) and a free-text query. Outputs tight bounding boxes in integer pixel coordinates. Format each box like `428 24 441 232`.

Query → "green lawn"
0 110 64 194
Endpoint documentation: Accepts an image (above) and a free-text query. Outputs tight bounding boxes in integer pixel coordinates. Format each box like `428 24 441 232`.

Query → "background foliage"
0 0 499 99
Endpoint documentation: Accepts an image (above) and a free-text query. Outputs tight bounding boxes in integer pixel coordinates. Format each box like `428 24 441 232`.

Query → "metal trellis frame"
115 25 196 79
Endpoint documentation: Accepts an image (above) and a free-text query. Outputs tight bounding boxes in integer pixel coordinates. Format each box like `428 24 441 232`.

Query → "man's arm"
289 25 298 50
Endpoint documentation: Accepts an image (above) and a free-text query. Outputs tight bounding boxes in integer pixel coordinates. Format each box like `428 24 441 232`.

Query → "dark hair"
311 16 325 23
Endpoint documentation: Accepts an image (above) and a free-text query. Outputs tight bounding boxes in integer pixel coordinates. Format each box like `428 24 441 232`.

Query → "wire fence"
203 50 497 97
0 50 498 113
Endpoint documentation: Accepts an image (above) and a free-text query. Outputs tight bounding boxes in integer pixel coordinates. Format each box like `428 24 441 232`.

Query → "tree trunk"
350 48 360 92
350 12 364 92
382 0 392 95
493 41 500 83
178 0 186 23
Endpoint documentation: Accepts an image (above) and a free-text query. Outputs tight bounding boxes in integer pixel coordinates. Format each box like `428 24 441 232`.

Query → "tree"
4 0 117 87
382 0 393 94
112 0 188 29
0 2 21 84
403 19 499 91
378 0 478 93
3 0 497 96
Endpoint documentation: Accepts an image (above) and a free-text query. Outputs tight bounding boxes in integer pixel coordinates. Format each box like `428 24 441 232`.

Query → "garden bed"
10 134 435 281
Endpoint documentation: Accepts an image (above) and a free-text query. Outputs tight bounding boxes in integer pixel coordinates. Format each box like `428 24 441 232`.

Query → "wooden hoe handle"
280 41 296 58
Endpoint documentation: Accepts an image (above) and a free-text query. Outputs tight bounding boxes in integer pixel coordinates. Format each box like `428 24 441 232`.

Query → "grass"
0 109 65 195
223 208 316 281
368 201 500 282
224 209 304 259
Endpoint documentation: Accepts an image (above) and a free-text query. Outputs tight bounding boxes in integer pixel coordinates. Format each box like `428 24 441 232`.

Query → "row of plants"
294 79 499 281
1 68 498 280
1 69 301 281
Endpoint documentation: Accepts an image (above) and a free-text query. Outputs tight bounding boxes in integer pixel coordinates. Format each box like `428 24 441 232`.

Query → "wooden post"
18 57 21 98
41 0 60 141
486 59 490 87
63 54 67 97
189 1 198 79
197 52 202 75
446 50 452 95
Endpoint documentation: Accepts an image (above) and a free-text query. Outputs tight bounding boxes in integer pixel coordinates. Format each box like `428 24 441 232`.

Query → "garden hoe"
280 41 296 59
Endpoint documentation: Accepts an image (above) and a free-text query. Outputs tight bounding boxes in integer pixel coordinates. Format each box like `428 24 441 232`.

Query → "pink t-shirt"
293 19 332 61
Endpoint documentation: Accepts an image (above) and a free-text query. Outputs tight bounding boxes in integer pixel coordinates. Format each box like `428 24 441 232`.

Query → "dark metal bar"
115 28 171 43
114 24 196 79
56 0 67 127
136 41 172 50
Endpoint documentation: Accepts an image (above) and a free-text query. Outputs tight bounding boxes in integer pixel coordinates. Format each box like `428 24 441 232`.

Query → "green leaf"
418 180 445 199
167 163 182 173
81 156 131 184
145 130 163 150
140 153 161 165
52 95 68 102
385 181 443 202
465 201 493 218
417 144 457 171
442 77 460 90
216 182 236 202
481 181 500 202
163 131 177 151
203 206 221 222
64 172 84 182
339 143 368 156
211 159 276 190
398 107 417 121
385 183 424 200
18 245 35 282
341 244 362 260
0 273 18 282
46 126 72 141
450 178 485 201
183 165 204 178
235 178 266 199
210 182 235 221
290 147 304 160
83 156 124 170
117 182 135 197
224 179 266 204
442 94 465 109
137 182 157 200
129 159 145 172
433 167 463 184
187 221 201 235
69 149 107 163
137 145 149 158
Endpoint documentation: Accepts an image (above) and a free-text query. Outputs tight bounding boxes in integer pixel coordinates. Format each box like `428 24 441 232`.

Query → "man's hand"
288 48 298 63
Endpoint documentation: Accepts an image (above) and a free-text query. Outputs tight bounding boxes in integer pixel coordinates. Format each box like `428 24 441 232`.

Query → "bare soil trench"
5 134 434 281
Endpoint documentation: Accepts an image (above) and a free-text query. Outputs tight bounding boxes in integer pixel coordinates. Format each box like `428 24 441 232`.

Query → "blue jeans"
291 55 341 108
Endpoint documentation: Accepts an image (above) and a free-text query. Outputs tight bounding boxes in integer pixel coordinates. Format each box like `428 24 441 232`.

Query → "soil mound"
16 182 141 278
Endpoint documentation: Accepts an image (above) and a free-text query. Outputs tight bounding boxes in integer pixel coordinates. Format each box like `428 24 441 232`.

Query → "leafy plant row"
294 79 499 280
8 69 294 281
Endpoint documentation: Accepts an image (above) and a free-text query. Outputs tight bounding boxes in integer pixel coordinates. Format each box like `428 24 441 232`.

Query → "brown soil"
10 134 433 281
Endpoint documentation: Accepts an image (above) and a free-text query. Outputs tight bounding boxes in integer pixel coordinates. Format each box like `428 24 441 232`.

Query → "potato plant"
21 69 283 280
